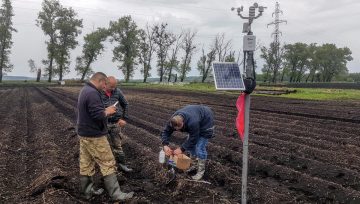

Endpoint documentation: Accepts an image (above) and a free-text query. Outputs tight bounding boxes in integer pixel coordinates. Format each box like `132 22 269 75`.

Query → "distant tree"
317 44 352 82
28 59 42 82
197 45 216 83
260 45 274 82
280 63 289 82
260 42 284 83
36 0 61 82
76 28 108 81
179 29 197 82
283 43 309 82
138 24 156 83
166 31 183 82
214 33 232 62
349 73 360 82
305 43 320 82
153 23 175 82
224 51 236 62
0 0 16 83
54 6 82 81
109 16 140 82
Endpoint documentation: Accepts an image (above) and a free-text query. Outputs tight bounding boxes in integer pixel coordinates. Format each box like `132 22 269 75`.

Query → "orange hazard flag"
236 93 246 141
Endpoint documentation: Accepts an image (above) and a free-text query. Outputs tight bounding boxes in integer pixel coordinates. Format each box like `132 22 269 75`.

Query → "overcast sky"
9 0 360 79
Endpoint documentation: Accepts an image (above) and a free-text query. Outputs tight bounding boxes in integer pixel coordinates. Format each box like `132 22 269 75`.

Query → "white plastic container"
159 147 165 164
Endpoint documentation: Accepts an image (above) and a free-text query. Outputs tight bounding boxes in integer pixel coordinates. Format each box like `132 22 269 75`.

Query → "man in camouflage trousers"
101 76 133 172
77 72 134 201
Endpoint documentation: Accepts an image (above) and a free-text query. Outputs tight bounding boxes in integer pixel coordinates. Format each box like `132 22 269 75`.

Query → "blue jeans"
189 137 209 160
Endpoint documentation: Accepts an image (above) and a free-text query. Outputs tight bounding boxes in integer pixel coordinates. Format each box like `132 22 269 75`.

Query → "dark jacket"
100 88 129 123
76 82 108 137
161 105 214 152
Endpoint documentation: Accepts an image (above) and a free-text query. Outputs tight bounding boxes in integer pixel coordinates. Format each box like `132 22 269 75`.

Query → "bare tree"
166 31 183 82
214 33 232 62
28 59 42 82
138 23 156 83
179 29 197 82
197 45 216 82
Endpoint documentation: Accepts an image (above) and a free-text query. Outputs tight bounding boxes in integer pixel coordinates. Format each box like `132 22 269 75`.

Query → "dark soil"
0 86 360 203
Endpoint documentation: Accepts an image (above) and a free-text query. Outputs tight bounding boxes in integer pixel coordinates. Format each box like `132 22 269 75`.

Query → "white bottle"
159 147 165 164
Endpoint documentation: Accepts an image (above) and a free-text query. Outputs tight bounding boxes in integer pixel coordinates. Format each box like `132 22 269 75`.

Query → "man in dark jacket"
77 72 133 201
101 76 132 172
161 105 215 180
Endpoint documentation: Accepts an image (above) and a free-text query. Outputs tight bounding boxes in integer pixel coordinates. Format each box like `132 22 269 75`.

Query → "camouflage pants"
107 124 123 153
79 135 116 176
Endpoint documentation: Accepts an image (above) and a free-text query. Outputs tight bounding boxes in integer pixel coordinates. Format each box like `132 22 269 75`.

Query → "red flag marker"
236 93 246 141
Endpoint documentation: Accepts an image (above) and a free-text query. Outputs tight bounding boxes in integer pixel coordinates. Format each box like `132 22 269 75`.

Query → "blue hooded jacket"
161 105 214 152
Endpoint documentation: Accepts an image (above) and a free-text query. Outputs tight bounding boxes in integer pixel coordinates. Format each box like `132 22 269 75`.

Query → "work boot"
103 173 134 201
192 159 206 181
186 157 198 173
80 176 104 200
117 151 133 172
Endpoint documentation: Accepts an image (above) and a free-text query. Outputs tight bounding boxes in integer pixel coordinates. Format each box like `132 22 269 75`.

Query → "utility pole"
267 2 287 83
231 3 266 204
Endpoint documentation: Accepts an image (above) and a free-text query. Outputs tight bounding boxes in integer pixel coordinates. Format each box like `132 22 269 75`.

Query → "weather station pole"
231 3 266 204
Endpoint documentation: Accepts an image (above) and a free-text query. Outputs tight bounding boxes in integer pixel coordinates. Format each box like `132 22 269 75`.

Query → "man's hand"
173 148 183 155
117 119 126 127
163 145 173 156
105 106 116 116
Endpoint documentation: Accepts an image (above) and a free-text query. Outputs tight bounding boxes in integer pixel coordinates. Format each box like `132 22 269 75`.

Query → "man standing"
161 105 215 180
101 76 132 172
77 72 134 201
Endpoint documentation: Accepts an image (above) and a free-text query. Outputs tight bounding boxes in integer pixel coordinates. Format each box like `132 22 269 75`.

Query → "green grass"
121 82 217 92
122 82 360 101
270 88 360 100
4 80 356 101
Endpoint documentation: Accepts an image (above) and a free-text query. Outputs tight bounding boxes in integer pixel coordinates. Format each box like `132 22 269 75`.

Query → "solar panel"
212 62 245 90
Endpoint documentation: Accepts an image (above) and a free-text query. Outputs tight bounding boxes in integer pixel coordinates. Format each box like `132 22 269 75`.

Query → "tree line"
260 42 354 83
0 0 239 83
0 0 357 83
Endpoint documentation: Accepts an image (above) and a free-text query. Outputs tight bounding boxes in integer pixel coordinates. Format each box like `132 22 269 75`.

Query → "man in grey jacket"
161 105 215 180
101 76 132 172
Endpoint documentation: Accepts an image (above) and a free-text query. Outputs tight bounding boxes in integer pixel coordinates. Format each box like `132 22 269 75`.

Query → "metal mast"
267 2 287 45
267 2 287 82
231 3 266 204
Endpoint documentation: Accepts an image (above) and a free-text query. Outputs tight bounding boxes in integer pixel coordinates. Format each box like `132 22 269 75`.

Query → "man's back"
77 82 107 137
173 105 214 132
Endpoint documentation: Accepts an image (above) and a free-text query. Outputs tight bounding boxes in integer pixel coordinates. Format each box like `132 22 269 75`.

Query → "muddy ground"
0 86 360 203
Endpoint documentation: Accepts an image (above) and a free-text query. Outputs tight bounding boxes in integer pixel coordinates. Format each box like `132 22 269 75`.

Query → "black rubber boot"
103 173 134 201
192 159 206 180
80 176 104 200
117 151 133 172
186 157 198 174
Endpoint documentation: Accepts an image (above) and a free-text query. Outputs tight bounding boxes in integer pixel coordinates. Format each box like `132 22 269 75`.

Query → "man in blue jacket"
77 72 133 201
161 105 215 180
101 76 132 172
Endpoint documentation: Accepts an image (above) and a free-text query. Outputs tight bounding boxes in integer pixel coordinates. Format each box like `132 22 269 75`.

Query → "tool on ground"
184 178 211 185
